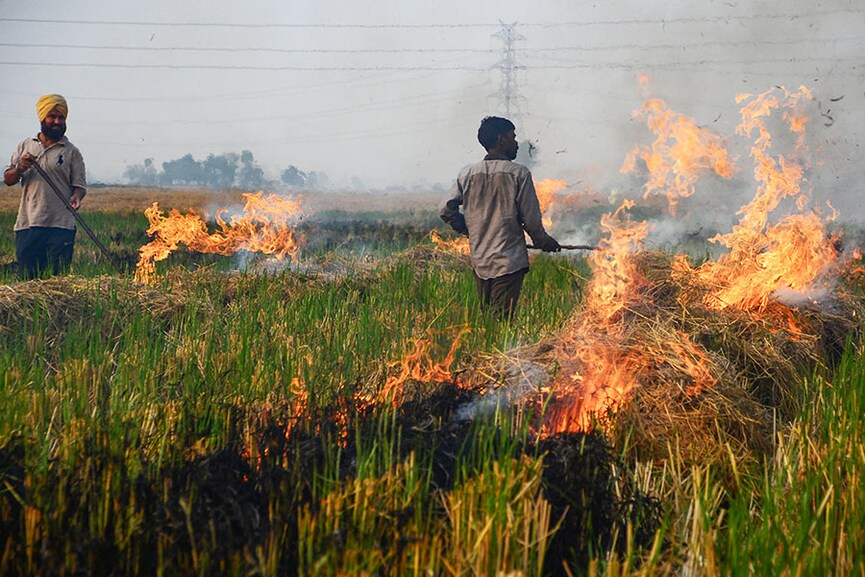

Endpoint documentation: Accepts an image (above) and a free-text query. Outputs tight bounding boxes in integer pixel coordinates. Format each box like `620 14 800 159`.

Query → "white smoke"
453 359 549 421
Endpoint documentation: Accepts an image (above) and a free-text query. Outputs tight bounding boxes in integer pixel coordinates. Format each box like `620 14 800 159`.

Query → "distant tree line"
123 150 329 189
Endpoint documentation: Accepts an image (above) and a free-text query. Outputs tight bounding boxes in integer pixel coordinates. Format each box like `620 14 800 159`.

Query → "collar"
31 134 68 148
483 152 510 161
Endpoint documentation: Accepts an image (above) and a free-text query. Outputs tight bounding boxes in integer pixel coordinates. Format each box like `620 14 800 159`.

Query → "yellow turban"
36 94 68 122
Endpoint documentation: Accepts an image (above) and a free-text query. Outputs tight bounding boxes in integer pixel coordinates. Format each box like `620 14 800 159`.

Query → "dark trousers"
474 267 528 321
16 227 76 280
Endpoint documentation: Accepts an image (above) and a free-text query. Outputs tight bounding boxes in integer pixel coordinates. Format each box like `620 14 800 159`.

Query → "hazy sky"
1 0 863 203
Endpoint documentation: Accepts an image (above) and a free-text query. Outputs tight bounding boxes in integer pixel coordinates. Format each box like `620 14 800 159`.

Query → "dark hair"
477 116 515 150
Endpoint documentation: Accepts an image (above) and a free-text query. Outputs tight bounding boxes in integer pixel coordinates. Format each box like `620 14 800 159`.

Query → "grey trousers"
474 267 528 321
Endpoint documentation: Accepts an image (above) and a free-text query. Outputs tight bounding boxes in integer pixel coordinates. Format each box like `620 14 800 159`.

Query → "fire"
684 86 838 311
318 328 469 446
542 83 832 435
545 332 641 433
541 199 647 433
135 191 304 282
375 326 470 407
430 230 470 255
621 87 735 214
585 200 650 322
534 178 568 228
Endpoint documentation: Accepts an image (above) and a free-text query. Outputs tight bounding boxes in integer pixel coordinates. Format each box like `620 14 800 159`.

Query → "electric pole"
494 21 537 167
493 21 525 119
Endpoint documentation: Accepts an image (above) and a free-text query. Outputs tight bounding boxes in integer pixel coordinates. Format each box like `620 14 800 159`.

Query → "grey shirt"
441 158 554 280
7 135 86 231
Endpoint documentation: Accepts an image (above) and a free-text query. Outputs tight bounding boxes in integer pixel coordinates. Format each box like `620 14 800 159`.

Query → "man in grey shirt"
441 116 560 320
4 94 86 279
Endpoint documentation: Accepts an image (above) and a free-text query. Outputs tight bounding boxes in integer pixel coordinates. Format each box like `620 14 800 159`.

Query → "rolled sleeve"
440 180 468 235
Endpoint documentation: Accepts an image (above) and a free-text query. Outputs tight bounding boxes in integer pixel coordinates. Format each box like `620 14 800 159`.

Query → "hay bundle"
503 250 864 476
0 276 186 336
626 253 859 467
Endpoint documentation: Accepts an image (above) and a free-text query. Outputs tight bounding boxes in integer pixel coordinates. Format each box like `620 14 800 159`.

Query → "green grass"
1 208 865 576
0 209 589 575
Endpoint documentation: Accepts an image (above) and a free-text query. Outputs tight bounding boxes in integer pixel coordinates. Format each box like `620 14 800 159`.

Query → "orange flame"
687 86 838 311
621 91 735 214
534 178 568 228
542 83 831 435
430 230 470 255
542 198 649 433
545 334 641 433
136 191 304 282
375 326 470 407
585 200 649 322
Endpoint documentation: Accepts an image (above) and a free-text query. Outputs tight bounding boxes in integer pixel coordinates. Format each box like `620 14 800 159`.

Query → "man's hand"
70 188 85 210
538 234 561 253
4 153 35 186
16 153 35 173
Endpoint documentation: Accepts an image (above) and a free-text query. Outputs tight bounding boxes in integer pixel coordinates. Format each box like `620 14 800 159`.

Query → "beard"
41 121 66 140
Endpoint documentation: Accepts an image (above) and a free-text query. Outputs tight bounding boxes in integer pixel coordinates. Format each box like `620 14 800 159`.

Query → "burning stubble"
136 191 305 283
540 83 843 435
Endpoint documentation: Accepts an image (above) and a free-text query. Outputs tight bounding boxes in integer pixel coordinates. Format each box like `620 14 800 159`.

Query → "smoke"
453 359 549 421
773 285 838 310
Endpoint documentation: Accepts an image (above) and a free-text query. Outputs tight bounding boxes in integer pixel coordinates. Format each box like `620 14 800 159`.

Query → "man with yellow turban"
3 94 87 279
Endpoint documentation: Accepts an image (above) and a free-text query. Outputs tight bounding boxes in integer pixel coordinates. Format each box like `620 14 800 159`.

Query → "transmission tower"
493 21 525 119
494 22 537 166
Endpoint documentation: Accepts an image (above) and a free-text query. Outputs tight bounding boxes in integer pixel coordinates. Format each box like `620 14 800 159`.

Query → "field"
1 182 864 577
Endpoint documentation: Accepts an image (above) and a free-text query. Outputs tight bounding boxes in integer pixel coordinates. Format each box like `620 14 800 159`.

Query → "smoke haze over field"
1 0 863 223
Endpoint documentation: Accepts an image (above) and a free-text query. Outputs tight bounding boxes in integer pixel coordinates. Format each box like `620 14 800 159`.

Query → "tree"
123 158 158 186
281 165 307 188
305 170 329 190
237 150 265 190
160 154 203 186
201 152 239 189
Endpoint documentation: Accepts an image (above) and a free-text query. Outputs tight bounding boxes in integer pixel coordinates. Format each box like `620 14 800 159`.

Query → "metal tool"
526 243 599 251
28 159 122 273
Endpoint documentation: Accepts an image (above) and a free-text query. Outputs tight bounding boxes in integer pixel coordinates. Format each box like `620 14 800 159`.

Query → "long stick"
526 243 599 251
29 160 121 273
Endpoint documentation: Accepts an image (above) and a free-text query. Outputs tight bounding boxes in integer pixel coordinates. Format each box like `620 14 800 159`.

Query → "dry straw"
494 250 865 482
0 275 186 335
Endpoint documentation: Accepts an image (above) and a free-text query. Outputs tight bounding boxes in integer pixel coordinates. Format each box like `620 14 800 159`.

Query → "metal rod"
526 243 599 251
28 160 122 273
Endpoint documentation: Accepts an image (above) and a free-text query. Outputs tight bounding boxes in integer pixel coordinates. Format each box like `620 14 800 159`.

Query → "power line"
517 8 865 27
2 9 862 29
1 35 861 56
83 88 489 127
528 35 865 53
0 42 495 55
520 54 865 69
0 55 856 76
0 65 471 103
0 61 488 71
0 18 499 29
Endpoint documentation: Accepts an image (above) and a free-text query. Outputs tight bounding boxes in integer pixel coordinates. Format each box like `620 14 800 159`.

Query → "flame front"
534 178 568 228
430 230 470 255
621 81 735 214
136 191 304 282
375 326 470 407
684 86 838 311
542 83 834 435
544 200 652 433
544 87 732 432
586 200 649 322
